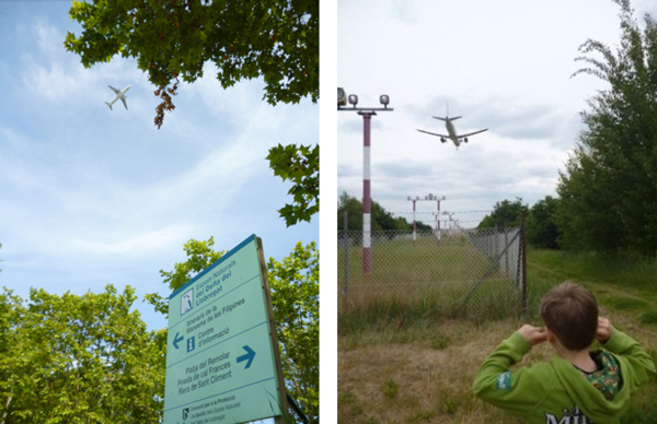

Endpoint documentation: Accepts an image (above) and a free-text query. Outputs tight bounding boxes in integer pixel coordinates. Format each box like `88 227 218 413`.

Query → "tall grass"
528 249 656 292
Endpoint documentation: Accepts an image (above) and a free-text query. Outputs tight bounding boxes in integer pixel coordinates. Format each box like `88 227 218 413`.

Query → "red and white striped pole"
360 111 376 275
413 199 417 242
436 198 442 241
338 90 392 276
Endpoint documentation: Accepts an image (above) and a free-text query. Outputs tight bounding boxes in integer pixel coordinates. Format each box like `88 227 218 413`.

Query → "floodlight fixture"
348 94 359 107
379 94 390 108
338 87 347 106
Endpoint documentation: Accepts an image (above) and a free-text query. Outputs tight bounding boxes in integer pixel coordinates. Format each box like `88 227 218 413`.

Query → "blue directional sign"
163 235 286 424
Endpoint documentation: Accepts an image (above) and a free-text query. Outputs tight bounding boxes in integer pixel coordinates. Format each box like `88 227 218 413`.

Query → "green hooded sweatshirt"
473 328 656 424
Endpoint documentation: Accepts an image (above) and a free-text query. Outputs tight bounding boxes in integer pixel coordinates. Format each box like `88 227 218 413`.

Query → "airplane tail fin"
106 102 113 111
433 115 462 121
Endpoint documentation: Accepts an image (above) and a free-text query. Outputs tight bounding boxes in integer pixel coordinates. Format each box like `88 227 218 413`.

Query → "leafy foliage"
477 198 529 230
64 0 318 128
337 192 432 232
266 241 318 423
559 0 656 254
267 143 319 227
145 237 226 317
145 237 319 423
526 196 560 249
0 285 164 424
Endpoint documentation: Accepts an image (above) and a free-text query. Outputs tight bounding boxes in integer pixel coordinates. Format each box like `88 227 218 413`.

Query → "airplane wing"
108 85 120 94
121 98 128 110
417 129 450 138
458 128 488 138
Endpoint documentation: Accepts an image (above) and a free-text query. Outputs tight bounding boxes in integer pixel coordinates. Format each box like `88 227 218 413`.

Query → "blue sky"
0 1 318 332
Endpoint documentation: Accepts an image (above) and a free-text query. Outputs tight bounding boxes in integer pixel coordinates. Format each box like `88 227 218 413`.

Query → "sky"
0 1 318 333
338 0 657 229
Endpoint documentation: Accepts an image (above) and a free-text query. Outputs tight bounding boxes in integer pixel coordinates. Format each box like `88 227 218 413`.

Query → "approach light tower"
443 211 456 235
407 194 446 243
339 87 393 275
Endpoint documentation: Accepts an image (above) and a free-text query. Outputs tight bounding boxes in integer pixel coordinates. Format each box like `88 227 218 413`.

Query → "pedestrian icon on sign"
181 289 193 315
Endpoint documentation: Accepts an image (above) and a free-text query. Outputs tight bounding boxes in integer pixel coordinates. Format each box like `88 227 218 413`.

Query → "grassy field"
338 248 657 423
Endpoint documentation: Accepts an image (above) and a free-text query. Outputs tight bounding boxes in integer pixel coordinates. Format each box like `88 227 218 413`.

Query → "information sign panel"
163 235 285 424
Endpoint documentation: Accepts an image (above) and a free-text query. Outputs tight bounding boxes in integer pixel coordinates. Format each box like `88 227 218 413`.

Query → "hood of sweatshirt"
550 354 629 422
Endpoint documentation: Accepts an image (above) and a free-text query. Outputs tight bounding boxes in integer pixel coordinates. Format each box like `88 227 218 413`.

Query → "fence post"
343 209 349 296
520 214 528 316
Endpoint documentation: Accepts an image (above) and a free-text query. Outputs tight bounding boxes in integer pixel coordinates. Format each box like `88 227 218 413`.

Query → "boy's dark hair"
540 282 598 351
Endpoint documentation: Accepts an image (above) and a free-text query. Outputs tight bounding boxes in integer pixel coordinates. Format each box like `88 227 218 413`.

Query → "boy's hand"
596 317 612 343
518 324 547 346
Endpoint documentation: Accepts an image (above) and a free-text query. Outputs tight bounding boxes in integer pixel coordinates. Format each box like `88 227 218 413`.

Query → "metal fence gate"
338 226 527 319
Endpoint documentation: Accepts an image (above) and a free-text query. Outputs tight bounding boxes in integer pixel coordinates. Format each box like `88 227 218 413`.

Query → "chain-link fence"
338 226 526 320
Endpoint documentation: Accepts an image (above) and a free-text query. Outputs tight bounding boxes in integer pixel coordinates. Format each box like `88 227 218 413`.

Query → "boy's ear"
546 328 556 343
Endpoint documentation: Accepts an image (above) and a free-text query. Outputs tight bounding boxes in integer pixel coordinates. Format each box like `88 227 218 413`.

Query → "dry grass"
340 318 534 423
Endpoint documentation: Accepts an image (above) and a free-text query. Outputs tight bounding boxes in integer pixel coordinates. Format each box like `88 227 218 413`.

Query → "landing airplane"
105 85 131 111
417 114 487 149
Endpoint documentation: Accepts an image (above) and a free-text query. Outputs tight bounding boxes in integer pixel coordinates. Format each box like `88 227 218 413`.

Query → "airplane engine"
440 137 446 143
464 137 469 143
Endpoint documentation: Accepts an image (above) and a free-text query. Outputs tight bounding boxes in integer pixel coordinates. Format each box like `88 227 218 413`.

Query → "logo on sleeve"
496 372 512 390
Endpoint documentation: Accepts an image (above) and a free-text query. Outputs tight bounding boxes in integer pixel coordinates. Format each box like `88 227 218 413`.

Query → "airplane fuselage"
106 85 131 110
444 118 460 147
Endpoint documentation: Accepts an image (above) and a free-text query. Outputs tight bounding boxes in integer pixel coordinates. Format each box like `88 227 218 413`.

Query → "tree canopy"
0 285 164 424
337 192 433 232
558 0 656 254
65 0 318 128
477 198 529 230
526 196 560 249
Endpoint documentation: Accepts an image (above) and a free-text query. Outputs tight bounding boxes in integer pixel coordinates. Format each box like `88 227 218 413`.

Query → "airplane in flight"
105 85 131 111
417 114 487 149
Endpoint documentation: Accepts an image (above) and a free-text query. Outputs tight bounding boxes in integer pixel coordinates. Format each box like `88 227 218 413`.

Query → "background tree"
477 198 529 230
145 237 319 423
65 0 319 227
0 286 164 424
337 192 363 232
266 242 318 422
337 192 433 232
558 0 656 255
526 196 561 249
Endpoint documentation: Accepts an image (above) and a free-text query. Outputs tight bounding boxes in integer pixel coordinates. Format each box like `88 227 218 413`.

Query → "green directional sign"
163 235 287 424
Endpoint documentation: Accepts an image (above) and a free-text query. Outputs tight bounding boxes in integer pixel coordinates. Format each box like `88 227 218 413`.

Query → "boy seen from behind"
473 282 656 424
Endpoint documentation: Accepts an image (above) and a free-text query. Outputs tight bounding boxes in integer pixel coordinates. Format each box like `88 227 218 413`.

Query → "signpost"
163 235 287 424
